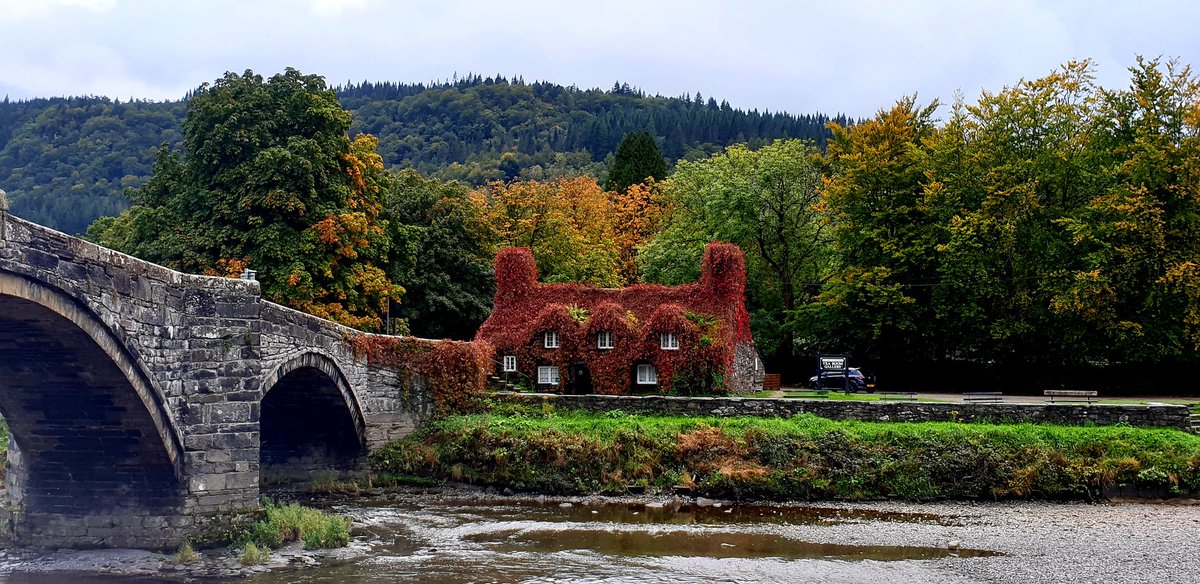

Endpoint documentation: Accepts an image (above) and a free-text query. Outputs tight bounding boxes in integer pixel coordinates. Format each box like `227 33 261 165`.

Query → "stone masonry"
497 392 1193 430
0 214 434 549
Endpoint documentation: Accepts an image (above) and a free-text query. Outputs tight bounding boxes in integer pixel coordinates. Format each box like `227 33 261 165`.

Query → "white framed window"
502 355 517 372
597 330 614 350
636 364 657 385
544 331 560 349
660 332 679 350
538 365 560 385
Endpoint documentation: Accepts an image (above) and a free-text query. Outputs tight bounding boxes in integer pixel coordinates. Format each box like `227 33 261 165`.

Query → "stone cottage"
474 242 764 394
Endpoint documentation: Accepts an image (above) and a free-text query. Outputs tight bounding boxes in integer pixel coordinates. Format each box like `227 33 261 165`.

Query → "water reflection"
468 528 996 560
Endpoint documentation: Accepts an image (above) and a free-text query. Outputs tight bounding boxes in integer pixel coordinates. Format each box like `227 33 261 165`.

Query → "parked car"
809 367 875 392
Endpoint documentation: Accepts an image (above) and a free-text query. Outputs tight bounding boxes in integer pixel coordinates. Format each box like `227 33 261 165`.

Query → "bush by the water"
370 406 1200 500
238 500 350 550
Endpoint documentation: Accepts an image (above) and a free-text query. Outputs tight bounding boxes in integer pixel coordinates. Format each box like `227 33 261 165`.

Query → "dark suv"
808 367 874 392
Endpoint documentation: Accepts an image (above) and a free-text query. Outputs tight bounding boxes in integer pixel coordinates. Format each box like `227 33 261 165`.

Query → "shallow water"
0 499 999 583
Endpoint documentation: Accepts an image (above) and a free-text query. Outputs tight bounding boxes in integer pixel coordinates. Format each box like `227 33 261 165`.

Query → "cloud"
0 0 1197 118
0 0 116 23
309 0 368 17
0 41 190 100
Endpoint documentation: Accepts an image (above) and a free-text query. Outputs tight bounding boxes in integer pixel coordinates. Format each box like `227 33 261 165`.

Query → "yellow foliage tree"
610 179 667 285
471 177 621 286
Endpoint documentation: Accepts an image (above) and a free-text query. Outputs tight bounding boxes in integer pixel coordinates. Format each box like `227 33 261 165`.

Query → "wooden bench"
880 392 917 401
782 389 830 399
963 392 1003 403
1044 390 1098 404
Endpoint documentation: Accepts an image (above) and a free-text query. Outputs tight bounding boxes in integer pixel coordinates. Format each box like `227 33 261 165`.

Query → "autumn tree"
609 179 667 285
471 177 621 286
87 69 400 330
796 98 941 364
1054 57 1200 362
930 61 1106 367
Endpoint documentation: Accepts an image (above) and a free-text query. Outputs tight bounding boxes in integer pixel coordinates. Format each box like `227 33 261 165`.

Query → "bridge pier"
0 214 435 548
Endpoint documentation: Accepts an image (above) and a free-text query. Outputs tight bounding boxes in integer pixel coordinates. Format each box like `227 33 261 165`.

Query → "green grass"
238 500 351 550
371 405 1200 501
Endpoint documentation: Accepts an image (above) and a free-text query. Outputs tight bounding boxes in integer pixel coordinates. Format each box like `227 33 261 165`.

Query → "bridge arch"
0 270 185 516
259 352 367 482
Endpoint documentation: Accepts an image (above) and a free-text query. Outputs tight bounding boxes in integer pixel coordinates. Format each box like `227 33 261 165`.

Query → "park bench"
880 392 917 401
1044 390 1098 404
783 388 830 399
963 392 1003 403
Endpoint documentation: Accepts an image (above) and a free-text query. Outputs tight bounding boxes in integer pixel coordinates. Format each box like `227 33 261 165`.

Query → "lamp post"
0 188 8 241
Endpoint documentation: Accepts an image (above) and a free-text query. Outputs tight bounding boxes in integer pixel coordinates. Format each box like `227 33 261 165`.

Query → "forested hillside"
0 97 186 234
341 76 841 183
0 76 843 234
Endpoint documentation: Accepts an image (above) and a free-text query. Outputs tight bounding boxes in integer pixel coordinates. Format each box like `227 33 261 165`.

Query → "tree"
798 98 940 364
929 61 1104 367
604 131 667 193
88 69 400 330
384 170 497 339
1054 57 1200 361
472 177 621 286
609 179 667 285
641 140 828 361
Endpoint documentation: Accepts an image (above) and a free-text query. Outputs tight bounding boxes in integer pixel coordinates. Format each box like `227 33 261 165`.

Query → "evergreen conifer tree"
604 131 667 193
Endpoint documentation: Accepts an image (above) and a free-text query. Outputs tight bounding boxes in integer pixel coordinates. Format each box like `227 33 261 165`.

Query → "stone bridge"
0 212 435 549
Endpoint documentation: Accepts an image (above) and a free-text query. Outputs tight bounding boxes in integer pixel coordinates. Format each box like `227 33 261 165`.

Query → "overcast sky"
1 0 1197 118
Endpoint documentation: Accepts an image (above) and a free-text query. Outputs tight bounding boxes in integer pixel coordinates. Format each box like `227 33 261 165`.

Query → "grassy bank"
371 405 1200 501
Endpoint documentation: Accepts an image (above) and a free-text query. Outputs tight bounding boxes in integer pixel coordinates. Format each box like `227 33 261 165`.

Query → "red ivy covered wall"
347 334 494 413
475 242 755 395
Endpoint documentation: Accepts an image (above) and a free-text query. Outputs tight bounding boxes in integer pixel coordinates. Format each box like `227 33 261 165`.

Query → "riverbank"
5 485 1198 583
371 405 1200 501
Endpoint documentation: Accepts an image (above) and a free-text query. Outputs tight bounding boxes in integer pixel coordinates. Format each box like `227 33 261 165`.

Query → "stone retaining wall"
496 392 1193 430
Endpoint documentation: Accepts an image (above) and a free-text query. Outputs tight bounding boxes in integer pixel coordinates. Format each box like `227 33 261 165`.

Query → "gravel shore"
781 498 1200 584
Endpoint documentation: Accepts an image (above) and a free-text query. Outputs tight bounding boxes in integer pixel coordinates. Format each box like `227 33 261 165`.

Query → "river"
2 494 1197 583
